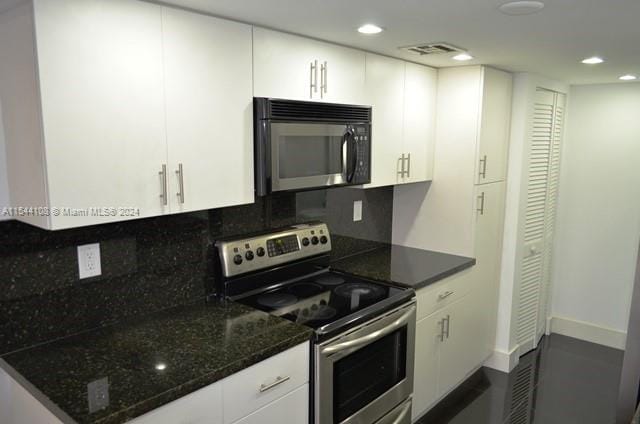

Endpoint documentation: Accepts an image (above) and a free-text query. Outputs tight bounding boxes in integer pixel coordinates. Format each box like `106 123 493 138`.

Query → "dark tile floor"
416 334 624 424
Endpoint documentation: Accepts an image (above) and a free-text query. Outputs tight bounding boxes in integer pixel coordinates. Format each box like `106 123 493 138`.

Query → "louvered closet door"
516 89 557 354
535 93 565 341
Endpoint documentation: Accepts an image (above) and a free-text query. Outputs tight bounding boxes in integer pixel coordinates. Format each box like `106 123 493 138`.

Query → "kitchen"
0 1 639 424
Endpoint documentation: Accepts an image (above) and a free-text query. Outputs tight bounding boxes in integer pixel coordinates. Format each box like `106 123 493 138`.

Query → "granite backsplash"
0 187 392 354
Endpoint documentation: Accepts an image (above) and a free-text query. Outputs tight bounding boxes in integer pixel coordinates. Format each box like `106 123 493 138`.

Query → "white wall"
552 83 640 339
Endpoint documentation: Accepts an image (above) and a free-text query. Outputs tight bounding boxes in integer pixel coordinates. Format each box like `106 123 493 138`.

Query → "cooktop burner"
235 271 406 331
314 274 346 285
257 293 298 308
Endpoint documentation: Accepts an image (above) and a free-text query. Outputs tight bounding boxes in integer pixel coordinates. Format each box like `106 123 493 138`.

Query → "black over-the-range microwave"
253 97 372 196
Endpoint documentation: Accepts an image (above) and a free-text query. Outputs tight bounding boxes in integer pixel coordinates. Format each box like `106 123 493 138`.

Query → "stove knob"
256 247 265 257
233 254 243 265
311 236 319 245
320 236 328 244
302 237 310 246
245 251 254 261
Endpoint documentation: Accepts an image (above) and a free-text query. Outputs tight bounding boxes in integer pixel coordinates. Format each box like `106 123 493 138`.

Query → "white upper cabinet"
253 27 365 104
476 67 513 184
34 0 168 228
403 62 437 183
363 54 406 188
364 54 437 188
162 7 254 214
1 0 255 229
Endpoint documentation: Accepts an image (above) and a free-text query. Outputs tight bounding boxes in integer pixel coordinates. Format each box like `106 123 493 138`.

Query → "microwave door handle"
321 305 415 355
347 132 358 182
342 131 349 178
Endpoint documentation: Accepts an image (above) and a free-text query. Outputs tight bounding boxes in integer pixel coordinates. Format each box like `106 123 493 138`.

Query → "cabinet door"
474 182 506 356
402 63 437 183
412 313 442 421
476 67 513 184
253 28 328 101
34 0 168 229
162 7 254 213
438 294 488 397
363 54 405 188
315 44 366 104
231 384 308 424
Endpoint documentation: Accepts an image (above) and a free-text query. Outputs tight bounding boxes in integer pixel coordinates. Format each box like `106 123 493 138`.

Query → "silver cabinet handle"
406 153 411 178
439 318 446 342
310 60 318 98
438 291 454 301
175 163 185 204
322 305 415 355
320 61 328 97
397 154 406 179
445 315 451 339
259 375 290 393
479 155 488 179
477 192 486 215
159 164 168 206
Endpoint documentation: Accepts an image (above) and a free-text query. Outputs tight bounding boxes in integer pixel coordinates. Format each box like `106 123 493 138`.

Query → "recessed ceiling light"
452 53 474 61
619 75 637 81
155 363 167 371
581 56 604 64
357 24 383 35
498 1 545 16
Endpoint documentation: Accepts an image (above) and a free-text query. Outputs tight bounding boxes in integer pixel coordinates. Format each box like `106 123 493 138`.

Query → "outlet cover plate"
78 243 101 279
353 200 363 222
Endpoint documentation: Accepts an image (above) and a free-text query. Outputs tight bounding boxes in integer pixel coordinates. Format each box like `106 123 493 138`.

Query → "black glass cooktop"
234 270 409 332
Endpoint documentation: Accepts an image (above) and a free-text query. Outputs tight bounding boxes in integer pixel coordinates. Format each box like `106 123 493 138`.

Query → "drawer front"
232 384 309 424
223 341 310 424
416 267 475 321
130 380 222 424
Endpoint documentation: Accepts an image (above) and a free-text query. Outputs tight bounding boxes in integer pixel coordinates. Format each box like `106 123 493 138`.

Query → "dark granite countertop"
331 244 475 290
0 299 312 424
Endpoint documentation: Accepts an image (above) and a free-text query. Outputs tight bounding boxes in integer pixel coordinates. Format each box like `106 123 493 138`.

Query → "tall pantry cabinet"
392 66 513 418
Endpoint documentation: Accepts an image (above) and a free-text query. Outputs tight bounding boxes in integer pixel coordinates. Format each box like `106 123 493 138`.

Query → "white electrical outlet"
353 200 363 222
78 243 101 279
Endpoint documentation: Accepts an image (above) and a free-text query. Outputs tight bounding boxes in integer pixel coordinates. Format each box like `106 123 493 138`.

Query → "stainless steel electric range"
215 223 416 424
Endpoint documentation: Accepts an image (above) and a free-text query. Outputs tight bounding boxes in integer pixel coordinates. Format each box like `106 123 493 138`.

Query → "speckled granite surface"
0 299 312 424
331 244 476 290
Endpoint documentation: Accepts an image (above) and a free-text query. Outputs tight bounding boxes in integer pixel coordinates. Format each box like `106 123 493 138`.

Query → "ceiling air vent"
400 42 465 56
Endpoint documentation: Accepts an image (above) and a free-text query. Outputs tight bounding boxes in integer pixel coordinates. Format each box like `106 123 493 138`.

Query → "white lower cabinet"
232 384 309 424
412 270 495 421
130 342 309 424
412 313 440 421
222 342 309 424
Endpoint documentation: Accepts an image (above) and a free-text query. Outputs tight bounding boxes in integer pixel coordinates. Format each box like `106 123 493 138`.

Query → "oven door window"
271 123 348 190
333 328 408 423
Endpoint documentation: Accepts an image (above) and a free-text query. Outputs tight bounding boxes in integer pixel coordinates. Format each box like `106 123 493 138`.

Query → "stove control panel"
216 223 331 277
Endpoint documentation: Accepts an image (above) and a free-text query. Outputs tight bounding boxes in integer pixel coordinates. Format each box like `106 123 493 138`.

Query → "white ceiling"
159 0 640 85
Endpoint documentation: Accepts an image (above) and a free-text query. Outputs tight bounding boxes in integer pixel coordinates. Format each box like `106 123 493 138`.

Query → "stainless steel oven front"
315 301 416 424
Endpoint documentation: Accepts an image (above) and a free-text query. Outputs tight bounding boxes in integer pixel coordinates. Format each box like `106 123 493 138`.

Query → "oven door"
315 302 416 424
270 122 354 192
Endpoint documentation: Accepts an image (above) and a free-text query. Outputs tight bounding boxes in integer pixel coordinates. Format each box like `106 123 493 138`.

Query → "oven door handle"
390 399 412 424
321 305 415 355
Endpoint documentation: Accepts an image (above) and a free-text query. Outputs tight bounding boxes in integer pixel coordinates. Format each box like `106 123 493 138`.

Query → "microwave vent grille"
267 100 371 122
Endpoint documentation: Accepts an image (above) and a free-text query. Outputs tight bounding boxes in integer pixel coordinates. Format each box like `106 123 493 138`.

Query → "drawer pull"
438 291 454 301
259 376 290 393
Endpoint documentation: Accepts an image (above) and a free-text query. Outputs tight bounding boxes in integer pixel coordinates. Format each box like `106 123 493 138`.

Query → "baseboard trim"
483 345 520 372
550 316 627 350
